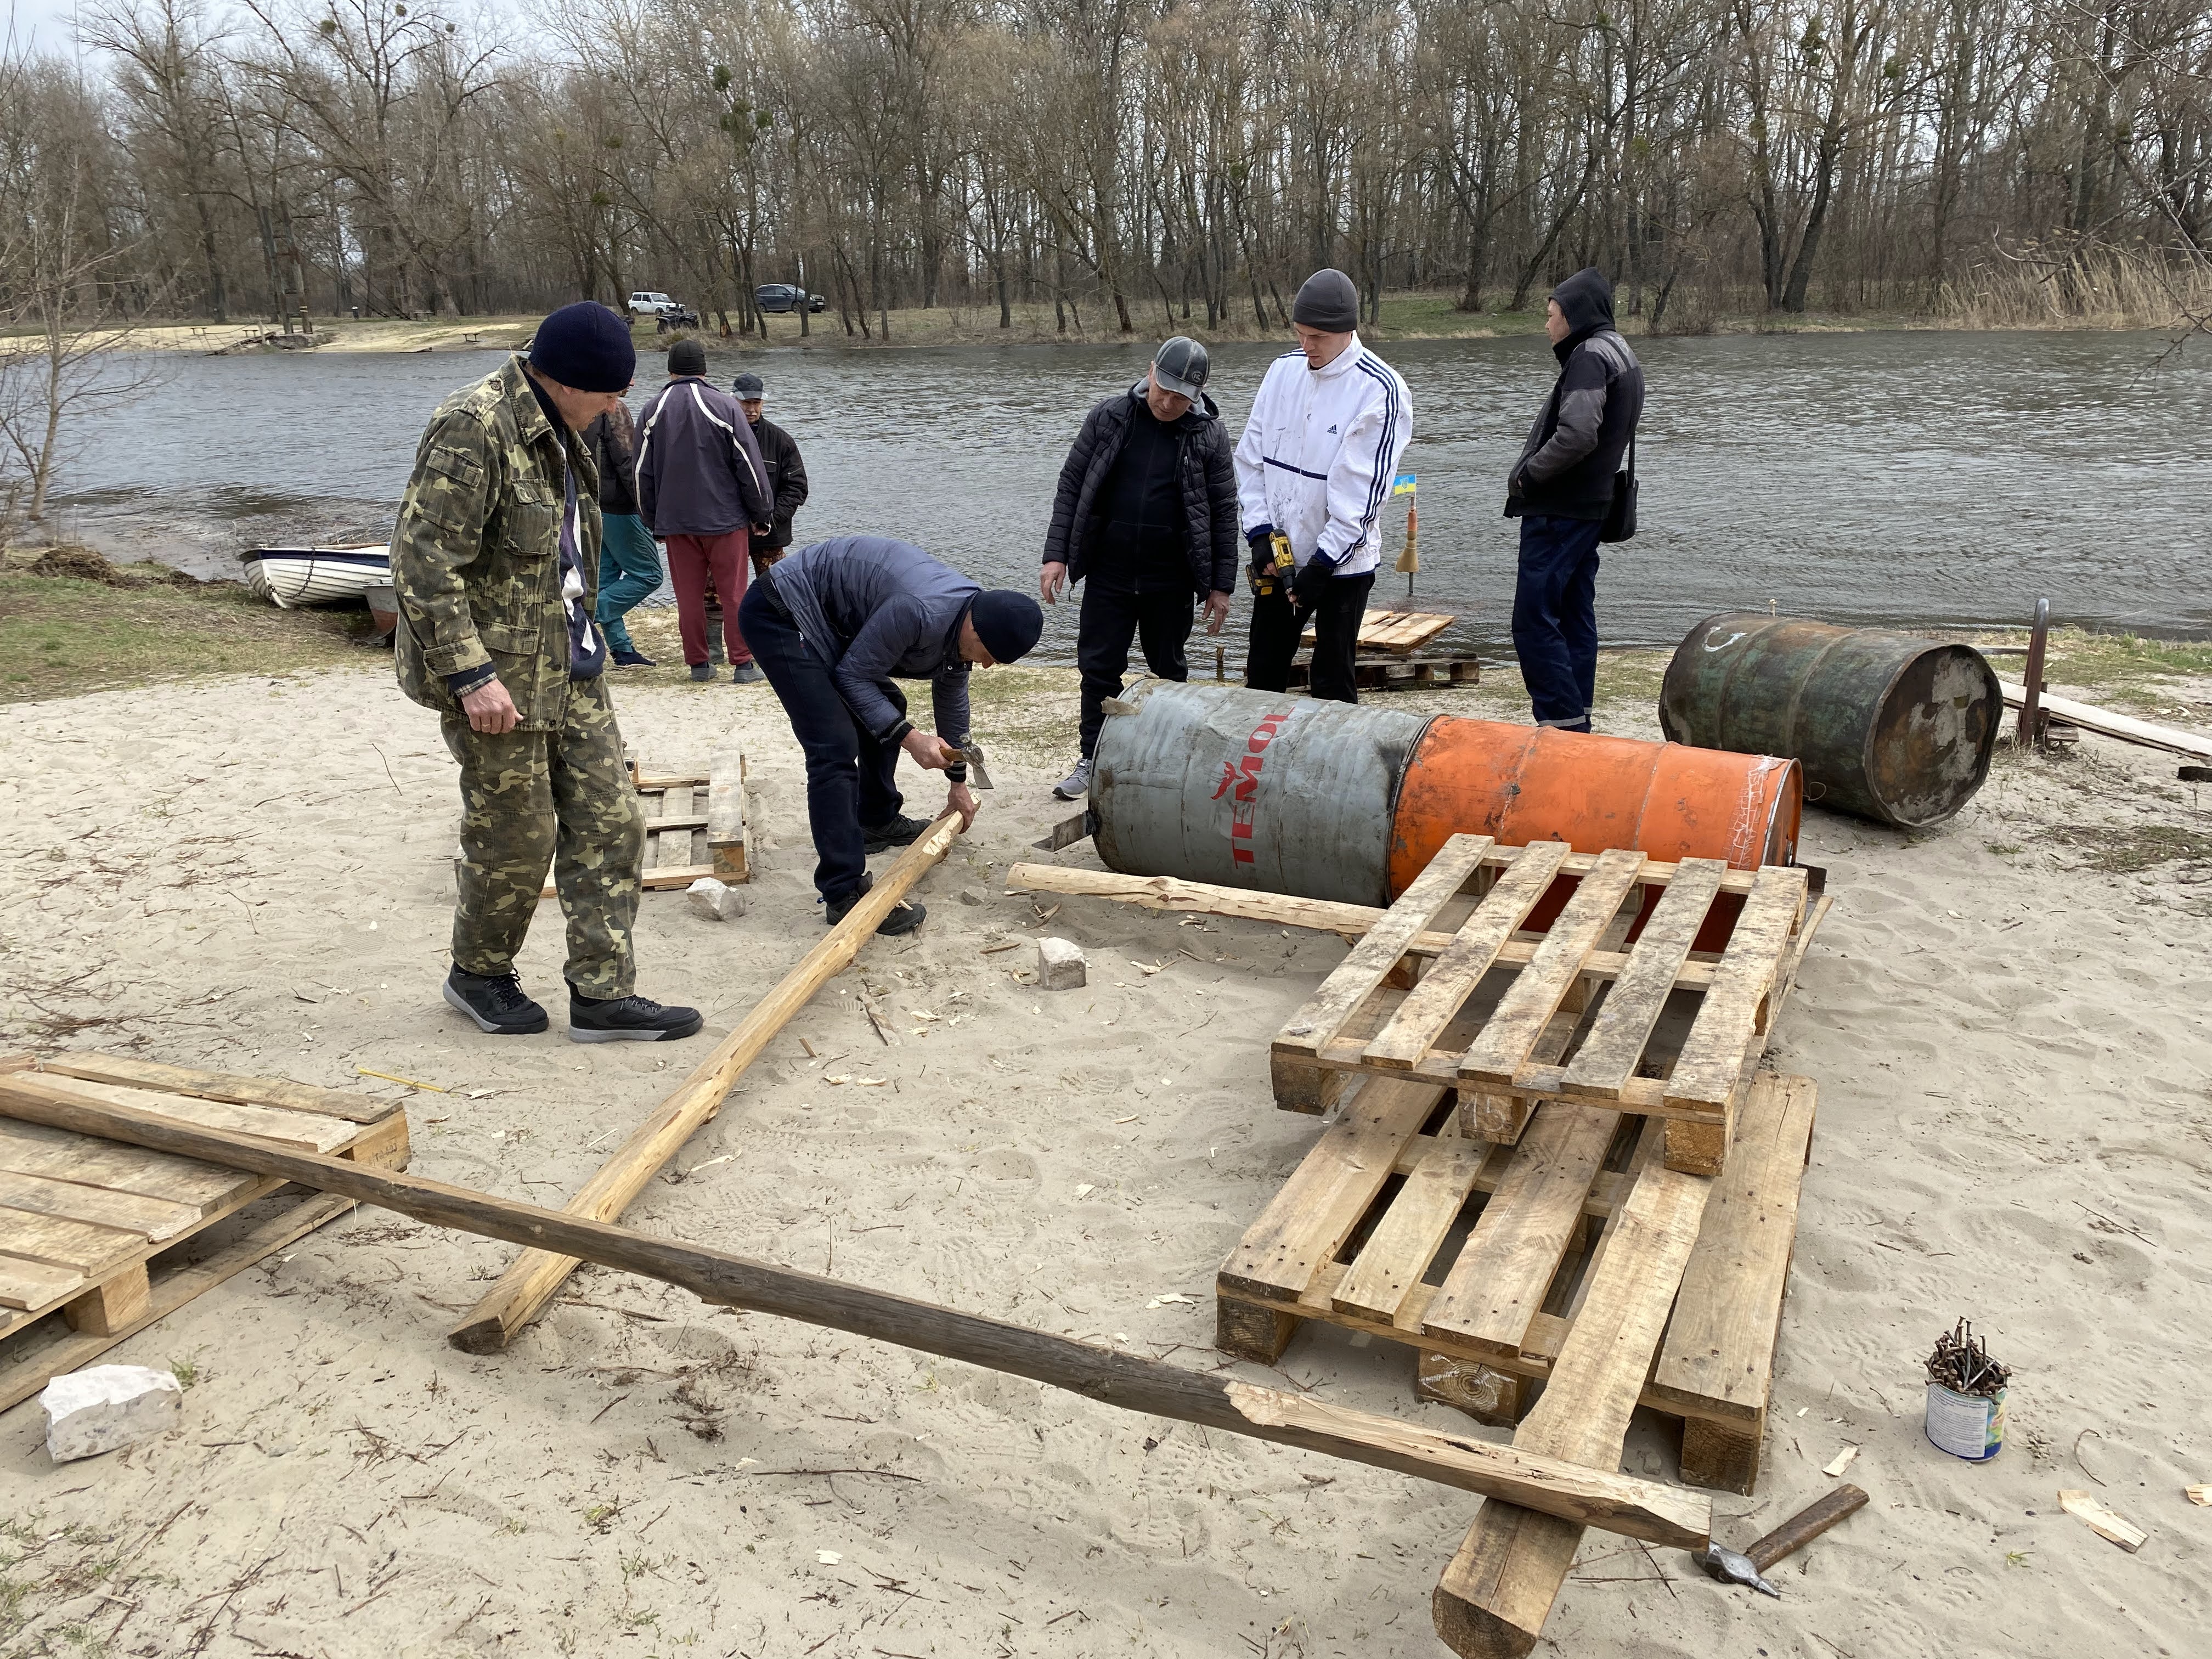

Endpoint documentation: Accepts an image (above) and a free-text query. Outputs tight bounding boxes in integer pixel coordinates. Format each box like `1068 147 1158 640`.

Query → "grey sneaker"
567 986 704 1043
730 662 764 684
443 967 548 1035
689 662 713 682
1052 757 1093 800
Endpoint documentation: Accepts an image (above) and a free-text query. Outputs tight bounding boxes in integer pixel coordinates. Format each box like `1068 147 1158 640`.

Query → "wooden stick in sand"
448 811 962 1354
0 1072 1711 1549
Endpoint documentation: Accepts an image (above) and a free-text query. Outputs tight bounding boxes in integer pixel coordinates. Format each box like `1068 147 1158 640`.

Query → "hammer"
1694 1484 1869 1597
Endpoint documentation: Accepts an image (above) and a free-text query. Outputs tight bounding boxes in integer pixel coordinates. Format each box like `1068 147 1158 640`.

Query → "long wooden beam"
1003 865 1720 988
0 1073 1710 1549
1996 676 2212 761
450 812 962 1354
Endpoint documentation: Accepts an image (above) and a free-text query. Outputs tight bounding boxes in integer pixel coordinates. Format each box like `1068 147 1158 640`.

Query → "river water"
44 329 2211 662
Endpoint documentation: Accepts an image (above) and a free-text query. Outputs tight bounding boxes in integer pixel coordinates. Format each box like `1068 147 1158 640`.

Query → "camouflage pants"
441 674 644 998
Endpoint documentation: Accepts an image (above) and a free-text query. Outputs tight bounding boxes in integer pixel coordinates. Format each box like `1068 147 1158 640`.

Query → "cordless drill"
1250 532 1294 597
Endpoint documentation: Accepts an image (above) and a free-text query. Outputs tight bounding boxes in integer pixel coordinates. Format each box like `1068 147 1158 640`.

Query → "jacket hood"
1129 380 1217 425
1549 268 1615 342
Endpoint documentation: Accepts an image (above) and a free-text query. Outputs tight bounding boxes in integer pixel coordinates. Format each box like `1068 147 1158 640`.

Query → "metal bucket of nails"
1924 1318 2008 1462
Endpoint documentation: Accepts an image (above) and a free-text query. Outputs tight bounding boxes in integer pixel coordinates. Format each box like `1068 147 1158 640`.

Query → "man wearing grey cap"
1040 336 1238 799
1234 268 1413 703
732 371 810 573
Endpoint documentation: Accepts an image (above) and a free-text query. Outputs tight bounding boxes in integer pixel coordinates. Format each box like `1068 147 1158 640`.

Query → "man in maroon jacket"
635 339 774 682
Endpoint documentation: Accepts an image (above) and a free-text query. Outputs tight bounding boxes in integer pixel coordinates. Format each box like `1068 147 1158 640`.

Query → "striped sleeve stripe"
1352 359 1401 536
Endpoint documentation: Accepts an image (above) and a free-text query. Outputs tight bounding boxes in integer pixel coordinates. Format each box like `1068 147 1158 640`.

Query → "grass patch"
0 566 376 703
1968 625 2212 720
2044 823 2212 873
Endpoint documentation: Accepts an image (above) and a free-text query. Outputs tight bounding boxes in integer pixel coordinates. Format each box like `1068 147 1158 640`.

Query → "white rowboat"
241 544 391 608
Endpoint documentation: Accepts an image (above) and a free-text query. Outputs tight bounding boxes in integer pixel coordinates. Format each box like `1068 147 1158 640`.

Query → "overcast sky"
8 0 89 55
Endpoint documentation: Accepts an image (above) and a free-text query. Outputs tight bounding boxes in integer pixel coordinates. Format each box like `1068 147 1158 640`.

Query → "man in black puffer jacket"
1040 336 1238 799
1505 267 1644 733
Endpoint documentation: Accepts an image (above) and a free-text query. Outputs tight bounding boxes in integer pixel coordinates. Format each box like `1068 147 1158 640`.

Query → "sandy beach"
2 657 2208 1659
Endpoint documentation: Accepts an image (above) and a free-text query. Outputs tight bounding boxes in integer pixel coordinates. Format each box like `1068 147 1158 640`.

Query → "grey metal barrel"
1658 613 2002 828
1091 681 1432 906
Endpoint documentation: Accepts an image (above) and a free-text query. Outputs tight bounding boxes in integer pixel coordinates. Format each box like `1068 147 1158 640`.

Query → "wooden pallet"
1217 1070 1817 1654
539 748 753 897
0 1054 410 1409
1269 833 1826 1176
1301 608 1457 656
1283 652 1482 691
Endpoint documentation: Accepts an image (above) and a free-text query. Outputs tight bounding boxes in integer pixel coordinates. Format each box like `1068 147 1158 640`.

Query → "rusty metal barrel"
1092 681 1429 906
1658 613 2002 828
1092 680 1802 909
1386 720 1801 894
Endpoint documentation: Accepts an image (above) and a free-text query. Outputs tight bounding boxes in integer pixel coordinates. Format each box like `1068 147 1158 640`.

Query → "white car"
628 291 680 317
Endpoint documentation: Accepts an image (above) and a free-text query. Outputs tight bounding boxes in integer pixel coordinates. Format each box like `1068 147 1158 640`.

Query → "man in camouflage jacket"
392 301 703 1042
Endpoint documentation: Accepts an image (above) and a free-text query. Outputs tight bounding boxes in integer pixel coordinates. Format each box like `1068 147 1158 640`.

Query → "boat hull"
242 546 391 608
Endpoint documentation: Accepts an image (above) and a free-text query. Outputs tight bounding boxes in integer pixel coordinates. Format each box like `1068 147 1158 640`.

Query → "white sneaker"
1053 757 1093 800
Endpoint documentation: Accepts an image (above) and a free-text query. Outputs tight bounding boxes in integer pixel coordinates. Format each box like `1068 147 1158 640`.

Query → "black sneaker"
826 874 927 936
689 662 713 682
861 814 932 854
443 968 549 1035
611 647 656 668
567 986 704 1043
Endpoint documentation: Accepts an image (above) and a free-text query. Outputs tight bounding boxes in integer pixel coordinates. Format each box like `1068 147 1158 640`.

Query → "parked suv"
755 284 825 315
627 291 699 330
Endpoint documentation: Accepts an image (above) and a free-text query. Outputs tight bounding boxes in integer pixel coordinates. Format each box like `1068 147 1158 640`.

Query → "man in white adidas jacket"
1233 268 1413 703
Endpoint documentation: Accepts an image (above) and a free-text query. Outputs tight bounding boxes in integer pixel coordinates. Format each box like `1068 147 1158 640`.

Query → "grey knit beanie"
1291 269 1359 332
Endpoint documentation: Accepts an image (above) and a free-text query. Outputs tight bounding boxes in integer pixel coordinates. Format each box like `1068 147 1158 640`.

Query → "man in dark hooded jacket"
1039 336 1236 800
1505 267 1644 733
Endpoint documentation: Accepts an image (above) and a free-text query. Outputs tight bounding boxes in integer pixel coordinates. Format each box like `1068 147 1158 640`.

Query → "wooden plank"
1003 865 1729 987
1420 1104 1620 1358
3 1080 1713 1549
0 1203 148 1275
0 1119 244 1209
65 1261 150 1335
1996 678 2212 760
707 744 752 884
1650 1074 1817 1421
1559 860 1728 1099
0 1191 359 1413
1364 842 1573 1071
0 1252 83 1311
1458 849 1646 1086
1664 867 1810 1113
1217 1077 1442 1302
0 1170 202 1242
35 1053 398 1124
1275 834 1493 1063
633 772 712 792
1331 1137 1492 1328
12 1076 356 1155
638 812 709 833
547 862 717 899
452 812 965 1353
1433 1156 1716 1658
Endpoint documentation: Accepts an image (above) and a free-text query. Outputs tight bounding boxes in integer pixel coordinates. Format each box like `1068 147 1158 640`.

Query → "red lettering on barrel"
1221 712 1290 867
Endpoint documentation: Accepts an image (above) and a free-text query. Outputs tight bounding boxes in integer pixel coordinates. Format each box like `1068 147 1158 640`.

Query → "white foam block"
41 1364 184 1462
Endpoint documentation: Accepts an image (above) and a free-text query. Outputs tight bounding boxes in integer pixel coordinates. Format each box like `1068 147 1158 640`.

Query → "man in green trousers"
391 300 703 1042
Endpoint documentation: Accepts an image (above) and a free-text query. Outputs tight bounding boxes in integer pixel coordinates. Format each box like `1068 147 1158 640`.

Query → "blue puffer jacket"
768 535 977 746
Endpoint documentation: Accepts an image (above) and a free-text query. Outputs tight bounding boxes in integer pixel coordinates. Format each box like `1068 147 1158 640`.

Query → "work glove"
1245 524 1277 578
1291 550 1338 610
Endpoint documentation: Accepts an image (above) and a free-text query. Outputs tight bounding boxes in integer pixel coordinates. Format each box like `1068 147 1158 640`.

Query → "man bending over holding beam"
740 535 1043 935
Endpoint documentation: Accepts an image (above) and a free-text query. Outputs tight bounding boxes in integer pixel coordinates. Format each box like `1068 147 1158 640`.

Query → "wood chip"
1824 1445 1859 1477
2058 1489 2147 1551
2185 1485 2210 1507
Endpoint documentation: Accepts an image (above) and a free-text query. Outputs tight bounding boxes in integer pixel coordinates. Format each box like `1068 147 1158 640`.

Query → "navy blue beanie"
527 302 636 393
968 591 1043 663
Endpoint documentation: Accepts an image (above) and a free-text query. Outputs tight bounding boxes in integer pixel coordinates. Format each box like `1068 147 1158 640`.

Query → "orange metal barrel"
1386 718 1802 898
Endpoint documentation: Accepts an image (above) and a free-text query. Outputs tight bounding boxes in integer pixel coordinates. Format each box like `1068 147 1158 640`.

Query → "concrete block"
1037 936 1087 990
41 1364 184 1462
686 877 748 922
